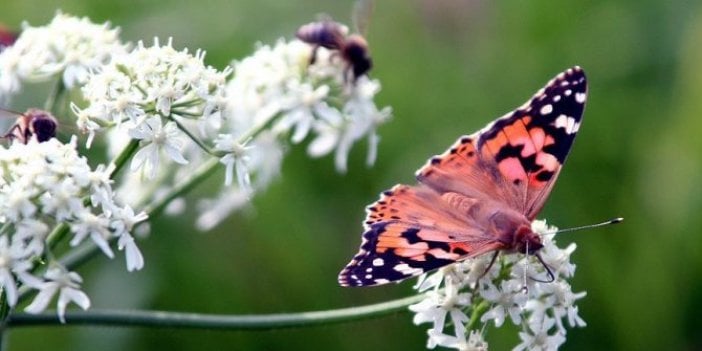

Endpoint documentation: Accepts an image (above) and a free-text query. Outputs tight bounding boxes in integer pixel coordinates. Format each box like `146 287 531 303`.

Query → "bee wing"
0 108 23 119
352 0 374 36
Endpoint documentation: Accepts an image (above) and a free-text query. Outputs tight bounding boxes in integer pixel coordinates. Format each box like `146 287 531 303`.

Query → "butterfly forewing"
339 67 588 287
419 67 587 218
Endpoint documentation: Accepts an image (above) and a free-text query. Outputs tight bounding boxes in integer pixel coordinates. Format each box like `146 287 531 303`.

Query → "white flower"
409 219 587 350
0 12 126 99
0 235 25 306
77 37 231 148
24 267 90 323
70 212 113 258
480 280 527 327
225 38 391 174
0 137 146 315
514 316 566 351
118 233 144 272
130 117 189 179
214 134 253 190
411 265 473 350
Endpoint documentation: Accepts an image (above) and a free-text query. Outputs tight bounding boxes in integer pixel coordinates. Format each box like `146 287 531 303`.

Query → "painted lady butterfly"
339 67 587 287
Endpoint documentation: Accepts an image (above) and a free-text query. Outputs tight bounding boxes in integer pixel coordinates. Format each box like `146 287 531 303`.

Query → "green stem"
109 139 141 178
467 299 490 331
7 295 423 330
169 117 220 156
45 223 70 251
44 79 66 113
143 158 219 218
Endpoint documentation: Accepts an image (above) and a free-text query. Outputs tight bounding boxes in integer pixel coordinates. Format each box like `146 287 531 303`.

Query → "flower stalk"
7 295 424 330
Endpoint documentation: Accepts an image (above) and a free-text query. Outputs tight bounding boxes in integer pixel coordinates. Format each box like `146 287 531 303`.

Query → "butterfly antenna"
546 217 623 235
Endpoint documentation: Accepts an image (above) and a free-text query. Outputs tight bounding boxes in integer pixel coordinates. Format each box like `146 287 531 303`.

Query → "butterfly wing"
338 184 506 286
416 66 587 219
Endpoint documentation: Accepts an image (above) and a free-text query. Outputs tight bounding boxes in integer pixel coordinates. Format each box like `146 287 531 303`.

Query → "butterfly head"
513 225 543 255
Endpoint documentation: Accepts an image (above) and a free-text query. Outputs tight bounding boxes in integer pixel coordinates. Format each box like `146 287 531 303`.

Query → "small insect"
296 20 372 82
0 108 58 144
296 1 374 82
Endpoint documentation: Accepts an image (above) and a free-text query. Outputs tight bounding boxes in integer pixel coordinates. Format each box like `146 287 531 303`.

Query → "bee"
0 108 58 144
296 21 372 82
296 1 375 82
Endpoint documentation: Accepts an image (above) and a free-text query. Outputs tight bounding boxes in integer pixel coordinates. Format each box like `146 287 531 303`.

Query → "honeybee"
1 108 58 144
296 21 372 82
296 1 375 82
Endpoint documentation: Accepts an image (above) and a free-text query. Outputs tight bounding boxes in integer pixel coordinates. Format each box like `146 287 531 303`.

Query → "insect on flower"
296 0 374 82
339 67 591 287
0 108 58 144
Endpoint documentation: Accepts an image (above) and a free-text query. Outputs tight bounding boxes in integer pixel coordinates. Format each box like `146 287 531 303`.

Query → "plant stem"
143 158 219 218
7 295 424 330
169 116 220 156
44 79 66 113
467 299 490 331
109 139 141 178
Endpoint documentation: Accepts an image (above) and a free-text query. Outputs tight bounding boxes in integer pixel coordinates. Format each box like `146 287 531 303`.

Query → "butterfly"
338 67 587 287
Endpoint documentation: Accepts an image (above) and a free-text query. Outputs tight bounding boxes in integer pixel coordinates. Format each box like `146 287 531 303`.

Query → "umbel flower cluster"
0 12 390 321
0 138 145 321
410 220 586 351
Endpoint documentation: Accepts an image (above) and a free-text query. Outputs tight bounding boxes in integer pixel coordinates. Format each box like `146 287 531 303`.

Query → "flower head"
0 137 146 319
0 12 126 101
410 220 586 350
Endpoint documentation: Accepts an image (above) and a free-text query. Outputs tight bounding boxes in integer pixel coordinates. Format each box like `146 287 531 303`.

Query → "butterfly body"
339 67 587 287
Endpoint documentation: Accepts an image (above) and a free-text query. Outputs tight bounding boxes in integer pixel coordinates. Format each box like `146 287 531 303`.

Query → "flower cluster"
196 38 391 229
409 220 586 351
74 37 231 155
0 138 146 321
0 11 393 322
0 12 126 102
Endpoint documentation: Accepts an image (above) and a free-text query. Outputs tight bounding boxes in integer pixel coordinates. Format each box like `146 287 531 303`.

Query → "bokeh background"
3 0 702 350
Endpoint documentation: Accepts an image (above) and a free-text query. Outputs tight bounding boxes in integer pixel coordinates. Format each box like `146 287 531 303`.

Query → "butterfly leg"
479 251 500 280
529 252 555 283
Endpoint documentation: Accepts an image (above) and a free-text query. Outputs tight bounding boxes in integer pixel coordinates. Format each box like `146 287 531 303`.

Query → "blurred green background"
3 0 702 350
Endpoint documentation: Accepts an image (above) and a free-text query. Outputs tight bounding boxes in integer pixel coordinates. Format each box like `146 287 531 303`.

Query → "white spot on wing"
394 263 424 276
565 89 572 96
374 278 390 285
575 92 586 103
365 274 372 279
540 104 553 115
553 95 561 102
554 114 579 134
365 268 372 273
372 258 384 266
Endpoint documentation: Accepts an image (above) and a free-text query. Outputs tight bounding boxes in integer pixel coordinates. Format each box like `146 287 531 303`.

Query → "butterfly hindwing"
339 184 505 287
